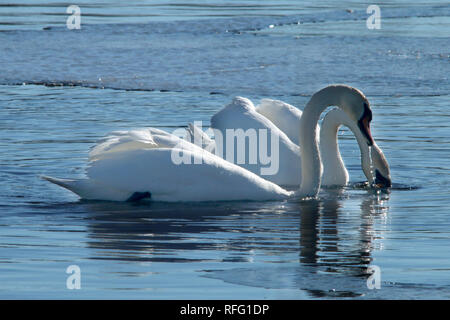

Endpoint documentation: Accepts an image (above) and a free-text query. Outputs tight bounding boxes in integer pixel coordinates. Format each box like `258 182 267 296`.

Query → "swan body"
211 97 301 186
44 84 378 202
45 129 291 202
44 149 291 202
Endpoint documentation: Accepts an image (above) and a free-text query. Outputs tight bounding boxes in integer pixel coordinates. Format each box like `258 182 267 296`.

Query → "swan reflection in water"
297 189 390 297
80 187 390 298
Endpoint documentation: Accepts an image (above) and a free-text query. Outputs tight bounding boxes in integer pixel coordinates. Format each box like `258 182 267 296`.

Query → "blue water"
0 1 449 299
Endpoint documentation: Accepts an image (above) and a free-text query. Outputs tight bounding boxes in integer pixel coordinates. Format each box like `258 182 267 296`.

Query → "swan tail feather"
41 175 136 201
42 175 79 191
41 175 95 199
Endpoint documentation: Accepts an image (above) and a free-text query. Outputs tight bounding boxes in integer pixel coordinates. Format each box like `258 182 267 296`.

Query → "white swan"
43 85 377 202
209 95 391 187
187 106 391 188
44 129 291 202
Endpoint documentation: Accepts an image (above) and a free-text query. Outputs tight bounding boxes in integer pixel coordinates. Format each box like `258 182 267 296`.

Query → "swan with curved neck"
43 85 378 202
193 100 390 188
212 86 389 188
320 108 391 187
257 99 391 187
297 85 373 197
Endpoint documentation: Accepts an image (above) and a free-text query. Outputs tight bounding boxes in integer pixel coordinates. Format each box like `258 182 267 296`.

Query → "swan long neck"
298 87 345 197
320 111 346 184
320 109 371 186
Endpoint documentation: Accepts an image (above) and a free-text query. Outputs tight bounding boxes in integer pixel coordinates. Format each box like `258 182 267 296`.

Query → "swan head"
329 86 390 186
371 144 392 188
361 142 392 188
357 102 374 147
335 85 374 147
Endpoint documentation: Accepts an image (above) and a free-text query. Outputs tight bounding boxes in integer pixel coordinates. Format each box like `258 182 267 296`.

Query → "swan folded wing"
211 96 296 148
185 123 214 149
86 148 291 202
89 129 158 161
89 128 204 161
211 96 301 186
256 99 303 145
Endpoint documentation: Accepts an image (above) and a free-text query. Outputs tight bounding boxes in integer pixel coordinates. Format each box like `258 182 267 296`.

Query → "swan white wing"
89 127 202 161
211 97 286 135
85 148 291 202
211 97 301 186
256 99 303 145
89 129 157 161
184 123 215 150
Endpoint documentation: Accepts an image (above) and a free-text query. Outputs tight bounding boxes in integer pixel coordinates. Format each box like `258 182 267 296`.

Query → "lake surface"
0 1 449 299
